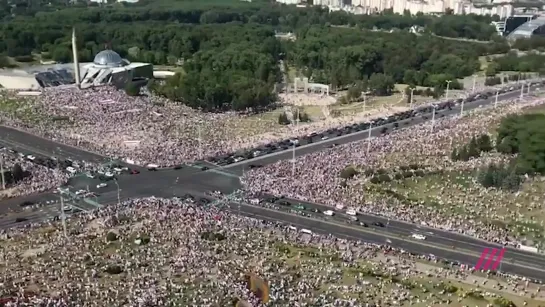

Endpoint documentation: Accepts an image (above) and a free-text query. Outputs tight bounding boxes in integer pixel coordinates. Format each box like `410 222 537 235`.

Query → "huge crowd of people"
242 95 545 247
0 197 540 306
0 151 67 200
0 85 490 167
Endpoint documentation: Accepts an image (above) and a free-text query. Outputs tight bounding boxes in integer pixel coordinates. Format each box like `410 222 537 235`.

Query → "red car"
130 169 140 174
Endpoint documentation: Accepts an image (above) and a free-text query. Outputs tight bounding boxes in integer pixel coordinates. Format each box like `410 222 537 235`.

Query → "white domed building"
79 49 153 88
0 29 153 90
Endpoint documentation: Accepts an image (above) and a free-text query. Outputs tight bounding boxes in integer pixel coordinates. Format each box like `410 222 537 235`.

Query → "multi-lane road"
1 85 545 279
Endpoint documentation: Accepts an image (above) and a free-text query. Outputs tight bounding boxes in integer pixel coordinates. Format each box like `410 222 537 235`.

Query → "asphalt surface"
1 85 545 279
230 202 545 281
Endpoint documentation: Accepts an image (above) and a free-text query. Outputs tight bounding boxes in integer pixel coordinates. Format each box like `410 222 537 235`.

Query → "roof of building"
508 17 545 39
93 50 127 67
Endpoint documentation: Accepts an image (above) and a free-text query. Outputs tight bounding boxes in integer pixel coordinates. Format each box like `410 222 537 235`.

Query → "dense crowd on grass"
0 197 538 306
242 95 545 247
0 150 67 200
0 87 424 167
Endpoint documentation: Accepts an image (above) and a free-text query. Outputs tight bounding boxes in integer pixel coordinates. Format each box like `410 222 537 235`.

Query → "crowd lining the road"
0 197 540 306
242 95 545 247
0 83 513 167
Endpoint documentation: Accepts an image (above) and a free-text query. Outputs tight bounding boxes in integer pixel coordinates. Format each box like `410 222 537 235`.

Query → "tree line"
0 0 514 111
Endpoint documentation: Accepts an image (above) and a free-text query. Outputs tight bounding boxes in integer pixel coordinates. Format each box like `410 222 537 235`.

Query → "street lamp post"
291 108 300 178
410 88 415 109
494 91 499 108
520 84 524 100
367 123 373 155
59 192 68 238
114 179 120 206
0 154 4 189
445 80 452 100
431 106 436 133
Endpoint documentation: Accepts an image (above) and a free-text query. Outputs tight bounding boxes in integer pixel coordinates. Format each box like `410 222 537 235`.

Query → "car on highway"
359 221 369 227
174 165 183 170
96 183 108 189
66 166 77 174
85 172 95 179
293 204 305 210
15 217 28 223
130 169 140 174
75 190 86 196
19 201 34 208
373 221 385 227
346 209 357 216
26 155 35 161
411 234 426 240
323 210 334 216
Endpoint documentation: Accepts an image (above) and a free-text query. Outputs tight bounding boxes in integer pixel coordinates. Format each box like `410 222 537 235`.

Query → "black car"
201 166 209 171
359 222 369 227
19 201 34 208
249 164 263 169
373 221 385 227
15 217 28 223
174 165 183 170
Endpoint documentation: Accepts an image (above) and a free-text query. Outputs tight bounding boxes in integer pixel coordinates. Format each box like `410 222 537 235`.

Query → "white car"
411 234 427 240
323 210 334 216
335 204 345 210
105 172 114 178
26 155 36 161
66 167 77 174
75 190 86 196
96 183 107 189
85 172 95 179
301 228 312 234
346 209 357 216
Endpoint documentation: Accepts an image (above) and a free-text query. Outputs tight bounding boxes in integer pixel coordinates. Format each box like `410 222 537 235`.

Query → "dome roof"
93 50 125 67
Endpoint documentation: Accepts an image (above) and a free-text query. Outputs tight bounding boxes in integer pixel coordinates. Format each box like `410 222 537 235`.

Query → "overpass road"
0 85 543 279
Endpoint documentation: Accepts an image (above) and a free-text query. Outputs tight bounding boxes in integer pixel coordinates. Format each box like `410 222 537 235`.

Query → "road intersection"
1 85 545 279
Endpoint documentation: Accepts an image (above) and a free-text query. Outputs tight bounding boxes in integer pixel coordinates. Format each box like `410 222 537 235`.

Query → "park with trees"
0 0 538 111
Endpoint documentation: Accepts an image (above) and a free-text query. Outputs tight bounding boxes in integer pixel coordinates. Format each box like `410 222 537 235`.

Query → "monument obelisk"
71 27 81 88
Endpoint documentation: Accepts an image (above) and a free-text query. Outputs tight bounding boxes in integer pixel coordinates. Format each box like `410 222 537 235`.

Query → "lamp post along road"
367 123 372 155
410 88 415 109
114 180 120 205
291 108 299 177
445 80 452 100
431 106 436 133
495 91 499 108
60 193 68 238
460 98 465 117
520 84 524 100
0 155 5 189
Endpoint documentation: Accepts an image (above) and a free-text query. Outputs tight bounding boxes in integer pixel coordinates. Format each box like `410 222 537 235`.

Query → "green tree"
450 148 458 161
467 136 481 158
368 73 395 96
124 82 139 96
476 134 493 152
12 163 23 183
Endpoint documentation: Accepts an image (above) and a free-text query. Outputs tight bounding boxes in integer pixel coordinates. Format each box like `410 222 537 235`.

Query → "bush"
124 82 139 96
201 231 227 241
378 174 391 182
105 264 123 275
278 112 290 125
14 55 34 62
340 166 358 179
106 232 118 242
493 297 515 307
369 176 381 184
